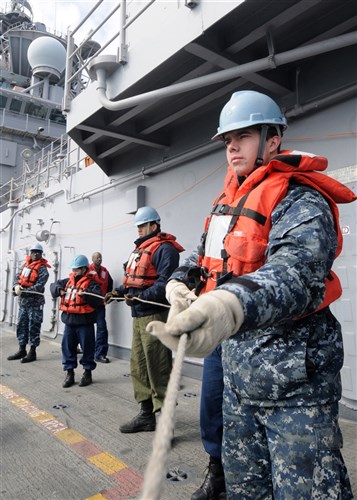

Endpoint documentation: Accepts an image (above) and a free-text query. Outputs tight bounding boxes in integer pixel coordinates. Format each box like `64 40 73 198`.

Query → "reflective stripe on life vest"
59 272 95 314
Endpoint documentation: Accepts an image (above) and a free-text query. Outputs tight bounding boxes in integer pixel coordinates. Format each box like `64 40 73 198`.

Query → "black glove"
124 293 136 306
104 290 120 304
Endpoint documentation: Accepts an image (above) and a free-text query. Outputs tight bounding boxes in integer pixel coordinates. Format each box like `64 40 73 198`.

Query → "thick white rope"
140 333 188 500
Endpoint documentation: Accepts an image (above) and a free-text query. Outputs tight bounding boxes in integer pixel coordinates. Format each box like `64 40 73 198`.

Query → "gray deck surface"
1 326 356 500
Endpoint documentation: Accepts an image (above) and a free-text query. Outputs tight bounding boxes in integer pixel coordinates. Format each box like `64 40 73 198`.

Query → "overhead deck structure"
64 0 357 176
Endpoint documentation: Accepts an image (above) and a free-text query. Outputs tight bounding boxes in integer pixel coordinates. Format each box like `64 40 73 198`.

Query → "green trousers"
131 312 172 412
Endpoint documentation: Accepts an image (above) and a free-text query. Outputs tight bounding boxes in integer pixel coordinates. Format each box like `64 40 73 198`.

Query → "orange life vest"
18 256 51 287
89 264 110 295
123 233 184 289
60 272 96 314
198 150 356 312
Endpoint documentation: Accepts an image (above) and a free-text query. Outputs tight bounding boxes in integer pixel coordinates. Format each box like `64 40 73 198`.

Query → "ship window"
0 95 8 109
24 102 48 119
0 81 12 89
9 98 23 113
49 109 66 124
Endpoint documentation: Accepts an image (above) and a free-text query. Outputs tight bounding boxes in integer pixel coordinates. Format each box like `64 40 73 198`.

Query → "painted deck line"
0 384 143 498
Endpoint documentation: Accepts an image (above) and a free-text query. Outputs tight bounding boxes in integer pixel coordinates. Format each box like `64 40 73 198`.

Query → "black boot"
79 369 92 387
21 346 37 363
119 399 156 433
63 369 75 388
7 346 27 360
191 457 226 500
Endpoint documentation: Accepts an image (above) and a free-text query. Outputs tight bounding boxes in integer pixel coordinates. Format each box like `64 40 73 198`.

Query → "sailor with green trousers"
105 207 184 433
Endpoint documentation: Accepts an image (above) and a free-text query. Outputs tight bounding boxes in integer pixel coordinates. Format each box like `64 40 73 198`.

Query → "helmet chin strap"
238 124 281 185
254 124 268 169
238 125 268 186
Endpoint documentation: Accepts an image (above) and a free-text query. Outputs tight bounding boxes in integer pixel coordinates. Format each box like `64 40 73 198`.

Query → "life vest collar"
199 150 356 314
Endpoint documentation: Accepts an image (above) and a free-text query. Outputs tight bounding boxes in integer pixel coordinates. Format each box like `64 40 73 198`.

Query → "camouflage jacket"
172 184 345 407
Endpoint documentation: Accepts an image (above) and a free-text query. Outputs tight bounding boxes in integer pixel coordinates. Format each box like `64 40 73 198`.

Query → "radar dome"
27 36 66 82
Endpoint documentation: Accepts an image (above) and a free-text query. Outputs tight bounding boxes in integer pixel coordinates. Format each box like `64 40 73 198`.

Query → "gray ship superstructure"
0 0 99 210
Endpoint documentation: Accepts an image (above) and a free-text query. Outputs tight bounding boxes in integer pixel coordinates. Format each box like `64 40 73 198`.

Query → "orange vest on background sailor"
60 272 96 314
89 263 110 295
18 256 51 287
123 233 185 289
198 150 356 312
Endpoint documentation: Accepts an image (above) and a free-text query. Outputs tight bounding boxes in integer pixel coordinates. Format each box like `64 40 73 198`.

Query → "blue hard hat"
30 243 43 252
71 254 89 268
212 90 288 140
134 206 161 226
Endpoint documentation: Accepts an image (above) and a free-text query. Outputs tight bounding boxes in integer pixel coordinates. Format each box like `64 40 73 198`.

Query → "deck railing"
0 135 88 212
62 0 157 112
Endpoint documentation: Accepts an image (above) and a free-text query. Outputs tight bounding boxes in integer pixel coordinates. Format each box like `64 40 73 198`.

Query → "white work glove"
14 285 23 296
166 279 197 305
146 290 244 358
166 279 198 319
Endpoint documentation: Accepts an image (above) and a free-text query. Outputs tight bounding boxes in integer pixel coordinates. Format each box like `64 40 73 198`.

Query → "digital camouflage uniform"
172 184 354 499
15 264 49 348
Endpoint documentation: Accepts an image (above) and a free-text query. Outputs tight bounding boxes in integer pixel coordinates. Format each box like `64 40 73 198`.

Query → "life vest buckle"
201 267 221 282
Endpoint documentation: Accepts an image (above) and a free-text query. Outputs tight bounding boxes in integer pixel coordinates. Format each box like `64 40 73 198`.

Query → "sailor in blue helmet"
50 254 103 388
8 242 51 363
148 91 355 499
105 207 184 433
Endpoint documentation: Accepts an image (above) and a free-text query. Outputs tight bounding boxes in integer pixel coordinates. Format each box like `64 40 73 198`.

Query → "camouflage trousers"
16 304 43 347
222 400 353 499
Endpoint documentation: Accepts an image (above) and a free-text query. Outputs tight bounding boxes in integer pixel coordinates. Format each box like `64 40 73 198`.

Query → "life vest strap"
212 203 266 225
125 273 158 281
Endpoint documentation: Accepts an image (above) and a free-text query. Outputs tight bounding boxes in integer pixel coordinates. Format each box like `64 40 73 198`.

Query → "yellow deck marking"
88 452 127 474
0 383 143 499
56 428 86 445
32 411 56 421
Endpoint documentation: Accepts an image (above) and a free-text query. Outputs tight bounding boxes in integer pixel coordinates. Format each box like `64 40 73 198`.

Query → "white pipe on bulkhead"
93 32 357 111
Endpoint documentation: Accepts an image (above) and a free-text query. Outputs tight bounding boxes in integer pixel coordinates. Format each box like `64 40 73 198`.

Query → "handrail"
2 18 67 42
123 0 156 30
71 0 105 37
66 29 122 86
62 0 158 112
68 3 121 60
0 134 89 214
